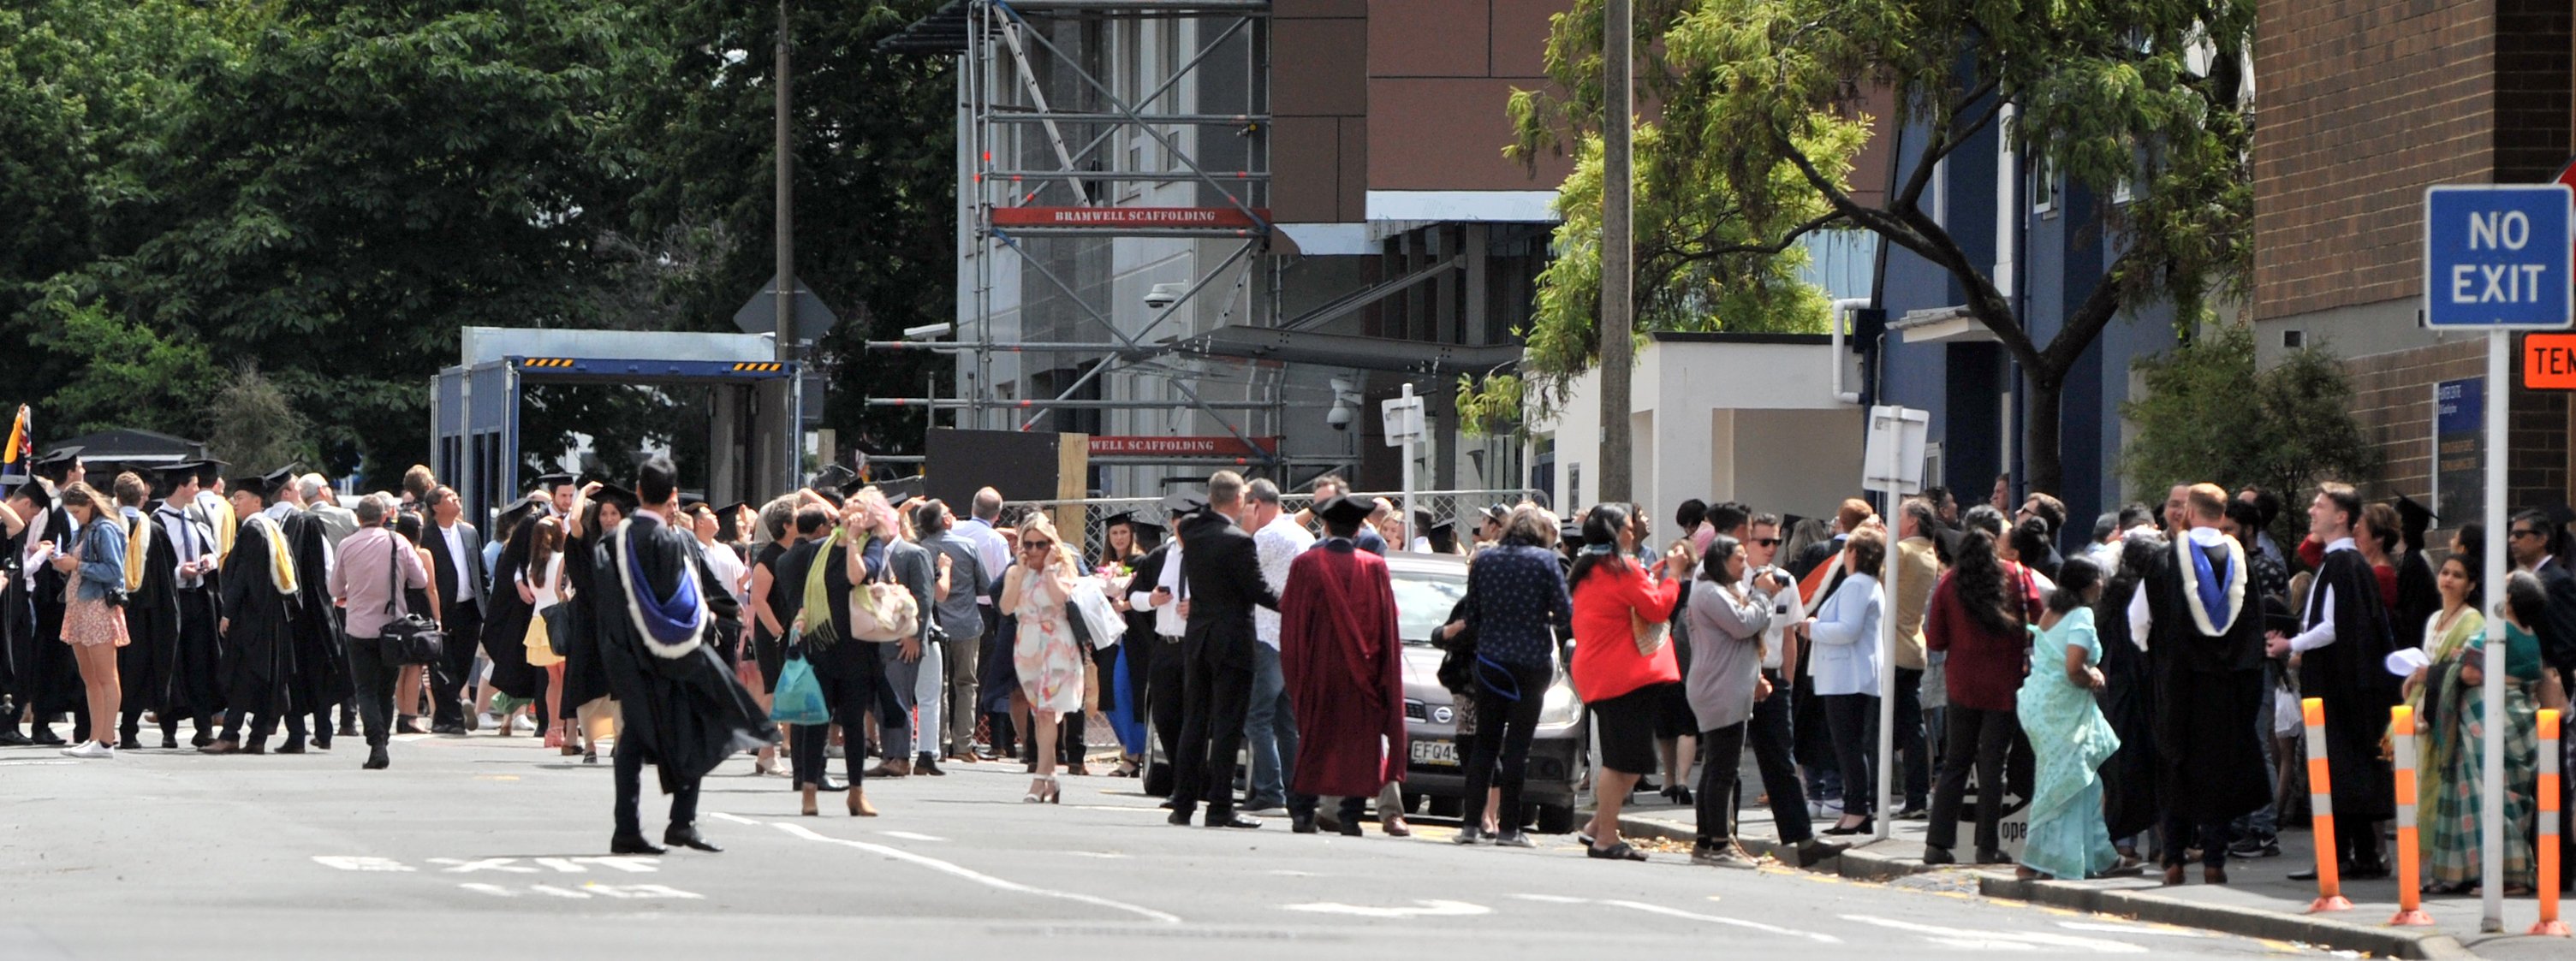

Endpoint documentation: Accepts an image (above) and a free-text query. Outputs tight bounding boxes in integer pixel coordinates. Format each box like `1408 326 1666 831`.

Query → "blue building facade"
1871 104 2180 552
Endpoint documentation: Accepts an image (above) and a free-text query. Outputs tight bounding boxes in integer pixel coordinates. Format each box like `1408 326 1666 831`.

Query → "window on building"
2032 156 2058 217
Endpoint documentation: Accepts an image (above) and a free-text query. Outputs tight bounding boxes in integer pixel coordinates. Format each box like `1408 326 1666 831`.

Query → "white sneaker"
510 715 534 733
479 712 502 730
61 741 113 759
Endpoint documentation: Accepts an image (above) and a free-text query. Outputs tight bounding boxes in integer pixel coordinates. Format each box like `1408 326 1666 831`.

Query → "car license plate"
1410 739 1458 768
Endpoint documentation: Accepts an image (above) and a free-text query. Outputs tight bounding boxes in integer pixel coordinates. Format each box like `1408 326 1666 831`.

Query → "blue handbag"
770 644 830 726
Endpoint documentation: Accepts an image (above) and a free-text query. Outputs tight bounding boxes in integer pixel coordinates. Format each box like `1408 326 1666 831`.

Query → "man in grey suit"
421 486 487 734
300 474 360 549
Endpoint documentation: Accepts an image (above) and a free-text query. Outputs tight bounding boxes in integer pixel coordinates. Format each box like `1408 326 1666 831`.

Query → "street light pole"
1596 0 1634 507
773 0 800 489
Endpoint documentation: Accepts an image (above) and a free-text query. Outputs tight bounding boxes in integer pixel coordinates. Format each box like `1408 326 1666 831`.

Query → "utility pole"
1595 0 1634 506
774 3 797 369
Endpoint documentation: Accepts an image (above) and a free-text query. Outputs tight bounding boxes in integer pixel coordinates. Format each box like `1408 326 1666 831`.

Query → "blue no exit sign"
2424 184 2574 329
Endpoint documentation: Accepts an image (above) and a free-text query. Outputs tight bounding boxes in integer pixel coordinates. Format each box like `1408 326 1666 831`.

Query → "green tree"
1479 0 2254 493
2119 323 2379 505
202 363 316 474
25 291 221 437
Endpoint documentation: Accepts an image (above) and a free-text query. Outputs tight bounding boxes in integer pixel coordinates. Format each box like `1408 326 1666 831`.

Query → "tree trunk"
2023 368 2064 497
1595 0 1634 506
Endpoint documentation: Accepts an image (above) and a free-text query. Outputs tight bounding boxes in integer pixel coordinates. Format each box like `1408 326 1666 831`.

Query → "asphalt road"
0 723 2327 960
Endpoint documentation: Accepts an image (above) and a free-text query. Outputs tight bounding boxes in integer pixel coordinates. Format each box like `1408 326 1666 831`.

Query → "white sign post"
2423 183 2573 932
1861 405 1928 843
1382 383 1427 549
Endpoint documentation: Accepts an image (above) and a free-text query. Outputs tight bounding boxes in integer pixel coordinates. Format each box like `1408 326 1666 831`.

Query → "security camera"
1326 377 1362 430
1326 405 1353 430
1144 282 1187 310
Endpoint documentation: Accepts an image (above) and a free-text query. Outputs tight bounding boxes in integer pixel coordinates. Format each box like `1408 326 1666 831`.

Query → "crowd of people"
4 443 2569 887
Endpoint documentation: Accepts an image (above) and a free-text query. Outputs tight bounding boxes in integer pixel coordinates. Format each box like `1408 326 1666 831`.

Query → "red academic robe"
1277 541 1408 798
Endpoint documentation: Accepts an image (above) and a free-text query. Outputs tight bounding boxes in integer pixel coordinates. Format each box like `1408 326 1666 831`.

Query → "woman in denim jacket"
51 481 130 759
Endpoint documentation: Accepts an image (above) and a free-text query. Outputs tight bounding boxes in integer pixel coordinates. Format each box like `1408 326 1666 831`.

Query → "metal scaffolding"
881 0 1277 462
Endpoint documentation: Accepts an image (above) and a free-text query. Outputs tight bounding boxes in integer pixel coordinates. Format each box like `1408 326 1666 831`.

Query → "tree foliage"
0 0 956 489
2119 323 2379 503
1477 0 2254 492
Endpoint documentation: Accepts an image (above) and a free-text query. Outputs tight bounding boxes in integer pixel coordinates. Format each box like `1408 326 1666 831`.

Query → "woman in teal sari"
2017 557 2123 881
2418 567 2555 895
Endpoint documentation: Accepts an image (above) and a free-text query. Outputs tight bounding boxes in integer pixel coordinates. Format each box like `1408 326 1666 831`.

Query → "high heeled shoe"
1024 774 1061 804
1821 816 1874 836
848 788 878 817
800 785 819 817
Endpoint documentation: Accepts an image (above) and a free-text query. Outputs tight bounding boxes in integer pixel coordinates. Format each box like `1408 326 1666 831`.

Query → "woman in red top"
1567 502 1693 862
1921 506 2044 864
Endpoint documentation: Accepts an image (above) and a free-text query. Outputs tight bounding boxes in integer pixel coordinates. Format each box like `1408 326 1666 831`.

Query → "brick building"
2252 0 2574 521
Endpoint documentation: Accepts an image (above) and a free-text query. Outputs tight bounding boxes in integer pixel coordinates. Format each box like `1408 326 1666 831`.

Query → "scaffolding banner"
1088 435 1279 458
992 207 1270 228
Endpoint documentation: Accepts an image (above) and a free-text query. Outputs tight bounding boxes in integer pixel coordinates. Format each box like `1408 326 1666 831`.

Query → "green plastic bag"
770 647 830 726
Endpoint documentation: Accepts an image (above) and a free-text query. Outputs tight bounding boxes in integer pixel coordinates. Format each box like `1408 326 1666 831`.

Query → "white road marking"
431 857 538 874
459 883 518 897
0 760 74 767
2055 922 2213 939
1603 900 1841 944
773 822 1181 924
529 884 592 899
312 856 413 872
1508 894 1587 905
708 812 763 826
1057 851 1130 859
1283 899 1490 918
879 830 946 841
533 857 586 873
1839 916 2150 953
577 857 661 874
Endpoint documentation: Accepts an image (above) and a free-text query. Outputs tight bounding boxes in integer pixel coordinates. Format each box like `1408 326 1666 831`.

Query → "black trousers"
1144 634 1185 795
429 605 483 728
612 738 699 838
161 592 223 736
1820 692 1879 817
792 645 882 788
346 633 400 748
2162 811 2233 869
1927 703 2015 853
1171 632 1254 815
1459 659 1551 833
1747 668 1814 843
1695 721 1749 846
222 705 306 745
1892 666 1931 810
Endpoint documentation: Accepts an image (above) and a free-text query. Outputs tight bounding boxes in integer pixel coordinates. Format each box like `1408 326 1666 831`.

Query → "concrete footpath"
1613 792 2568 959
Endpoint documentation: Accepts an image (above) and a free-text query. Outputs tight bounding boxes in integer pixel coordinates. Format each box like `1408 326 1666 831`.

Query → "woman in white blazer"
1806 526 1887 834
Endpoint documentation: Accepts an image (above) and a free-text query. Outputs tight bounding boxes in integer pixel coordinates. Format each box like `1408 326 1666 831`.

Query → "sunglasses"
1021 540 1056 552
1752 537 1782 547
2512 529 2543 540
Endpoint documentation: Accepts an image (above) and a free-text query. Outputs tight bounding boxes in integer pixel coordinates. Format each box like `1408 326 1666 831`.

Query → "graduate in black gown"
2133 484 2274 885
208 473 301 754
2093 531 2164 845
22 456 88 743
279 498 350 751
152 463 225 748
550 493 613 762
110 471 184 750
481 496 545 732
2266 483 2400 878
2390 495 2442 655
590 457 774 855
0 479 50 745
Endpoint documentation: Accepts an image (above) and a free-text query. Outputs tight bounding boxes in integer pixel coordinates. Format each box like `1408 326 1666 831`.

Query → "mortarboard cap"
715 501 751 543
229 472 275 500
589 483 640 513
31 446 82 480
810 464 858 493
1558 520 1585 545
1315 494 1376 528
2394 494 2436 544
886 491 913 510
9 477 53 505
1159 492 1207 518
1480 503 1512 525
492 496 544 536
533 472 577 494
259 465 302 493
1102 509 1160 532
156 462 203 493
186 459 226 485
838 474 869 497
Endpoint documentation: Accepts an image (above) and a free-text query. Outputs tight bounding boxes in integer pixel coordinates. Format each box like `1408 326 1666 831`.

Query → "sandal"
1585 841 1647 862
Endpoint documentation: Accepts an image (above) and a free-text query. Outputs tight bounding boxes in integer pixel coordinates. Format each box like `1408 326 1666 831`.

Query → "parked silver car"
1384 552 1585 833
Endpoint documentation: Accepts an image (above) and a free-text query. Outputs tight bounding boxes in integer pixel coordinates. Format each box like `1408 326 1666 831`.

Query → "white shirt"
2287 537 2357 653
1130 540 1188 638
438 521 470 594
1743 565 1805 670
1252 513 1317 649
702 542 747 603
157 503 208 588
2127 525 2230 649
526 553 565 614
957 519 1009 606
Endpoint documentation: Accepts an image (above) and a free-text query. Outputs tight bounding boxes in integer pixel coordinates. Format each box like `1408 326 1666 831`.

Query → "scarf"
799 527 845 649
243 514 296 594
615 519 706 659
122 510 148 592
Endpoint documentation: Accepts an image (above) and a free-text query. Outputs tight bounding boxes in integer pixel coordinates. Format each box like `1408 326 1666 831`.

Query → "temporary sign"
2524 333 2576 389
2421 185 2575 329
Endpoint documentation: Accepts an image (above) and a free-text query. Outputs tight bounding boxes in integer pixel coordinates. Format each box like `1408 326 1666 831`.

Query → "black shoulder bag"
378 537 446 666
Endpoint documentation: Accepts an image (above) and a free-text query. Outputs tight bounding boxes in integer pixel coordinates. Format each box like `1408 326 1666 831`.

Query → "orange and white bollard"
2389 704 2433 926
2535 709 2567 938
2304 697 2353 912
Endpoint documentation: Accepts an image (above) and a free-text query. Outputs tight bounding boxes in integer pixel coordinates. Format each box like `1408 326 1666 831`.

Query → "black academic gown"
479 519 540 699
2094 570 2161 841
589 514 774 793
116 511 185 719
218 519 299 721
154 504 225 727
2298 547 2400 823
2393 549 2440 658
0 526 31 706
26 505 83 716
2141 534 2273 824
555 524 613 712
280 513 351 716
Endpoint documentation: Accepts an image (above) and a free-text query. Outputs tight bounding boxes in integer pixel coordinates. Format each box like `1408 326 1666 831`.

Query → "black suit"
1169 509 1279 818
421 520 486 730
